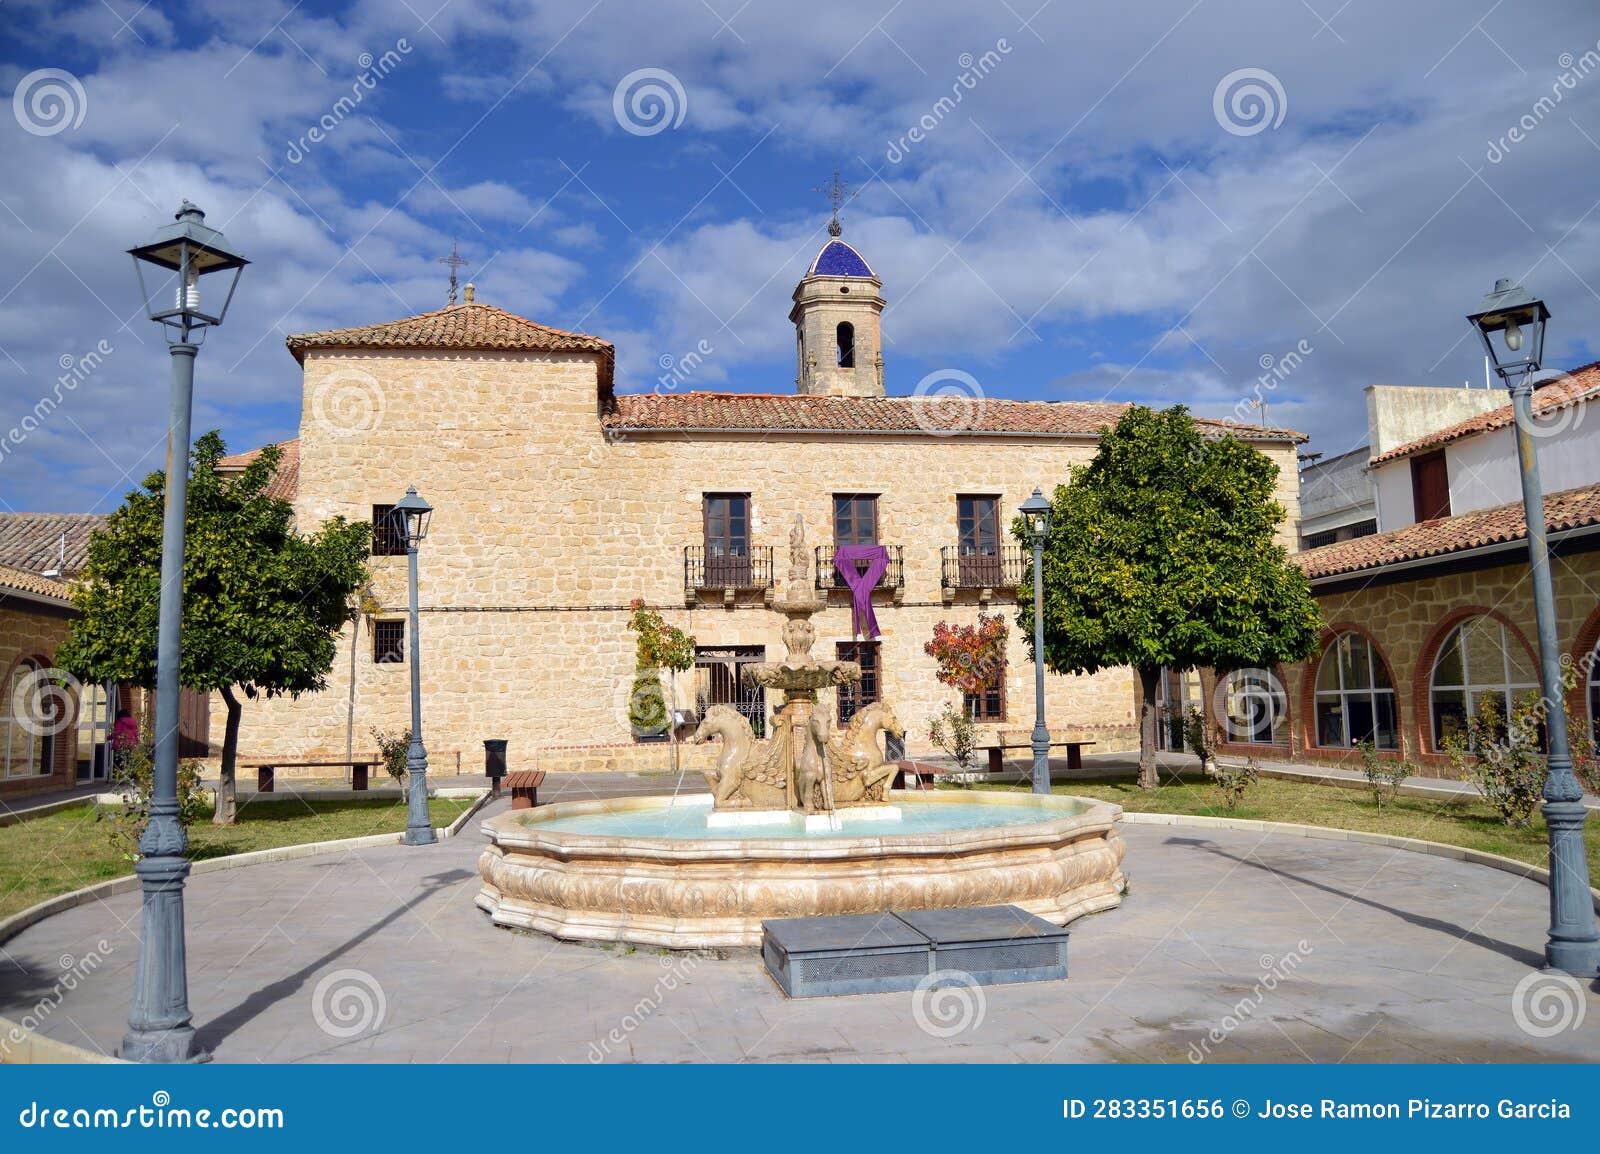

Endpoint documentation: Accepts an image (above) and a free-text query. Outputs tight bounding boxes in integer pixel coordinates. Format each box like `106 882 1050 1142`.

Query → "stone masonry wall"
216 346 1304 777
0 600 78 797
1228 552 1600 777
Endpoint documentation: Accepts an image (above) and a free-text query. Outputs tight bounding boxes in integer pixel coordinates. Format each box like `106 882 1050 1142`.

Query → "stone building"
217 231 1304 778
1231 364 1600 775
0 513 208 801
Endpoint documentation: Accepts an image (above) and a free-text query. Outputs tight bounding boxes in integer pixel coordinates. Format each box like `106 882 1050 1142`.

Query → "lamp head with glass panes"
1467 277 1549 384
127 200 249 342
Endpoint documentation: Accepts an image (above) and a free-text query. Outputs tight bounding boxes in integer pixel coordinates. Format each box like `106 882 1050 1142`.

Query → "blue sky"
3 0 1600 511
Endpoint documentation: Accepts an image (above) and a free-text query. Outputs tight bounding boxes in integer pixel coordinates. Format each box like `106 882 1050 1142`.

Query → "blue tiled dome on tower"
808 239 874 278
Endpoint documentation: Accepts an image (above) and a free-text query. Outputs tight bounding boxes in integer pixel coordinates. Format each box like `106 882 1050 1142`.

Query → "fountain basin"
476 790 1126 948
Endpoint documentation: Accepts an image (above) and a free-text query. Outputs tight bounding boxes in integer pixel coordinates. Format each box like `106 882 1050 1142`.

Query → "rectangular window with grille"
373 619 406 664
371 504 408 556
964 667 1005 723
837 641 881 724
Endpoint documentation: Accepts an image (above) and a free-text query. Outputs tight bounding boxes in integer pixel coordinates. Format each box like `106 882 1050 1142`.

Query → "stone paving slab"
2 798 1597 1064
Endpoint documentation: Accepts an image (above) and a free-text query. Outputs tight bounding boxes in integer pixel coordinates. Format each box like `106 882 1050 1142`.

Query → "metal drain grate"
762 905 1070 998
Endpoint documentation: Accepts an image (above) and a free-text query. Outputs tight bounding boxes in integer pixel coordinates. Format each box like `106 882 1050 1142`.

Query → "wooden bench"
983 731 1098 774
504 770 547 810
239 759 382 793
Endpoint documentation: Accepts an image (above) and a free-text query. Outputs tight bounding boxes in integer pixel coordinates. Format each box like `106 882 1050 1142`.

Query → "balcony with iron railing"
683 545 774 604
814 544 904 595
940 545 1025 600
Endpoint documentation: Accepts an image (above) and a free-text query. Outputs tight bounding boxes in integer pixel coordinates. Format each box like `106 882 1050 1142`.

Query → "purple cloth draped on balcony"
833 544 890 640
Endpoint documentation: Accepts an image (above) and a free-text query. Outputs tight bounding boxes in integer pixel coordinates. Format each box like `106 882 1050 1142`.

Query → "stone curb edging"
1118 810 1600 911
0 790 491 1065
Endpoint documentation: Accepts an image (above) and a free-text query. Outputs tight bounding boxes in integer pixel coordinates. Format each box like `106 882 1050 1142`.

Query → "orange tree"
1015 406 1321 789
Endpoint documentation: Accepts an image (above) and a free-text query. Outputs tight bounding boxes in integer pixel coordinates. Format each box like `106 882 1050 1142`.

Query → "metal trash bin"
483 738 508 795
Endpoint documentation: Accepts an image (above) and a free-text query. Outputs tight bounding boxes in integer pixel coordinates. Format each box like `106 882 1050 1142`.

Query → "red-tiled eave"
1368 361 1600 466
285 301 614 390
217 440 299 502
0 563 72 606
1296 481 1600 581
602 392 1306 440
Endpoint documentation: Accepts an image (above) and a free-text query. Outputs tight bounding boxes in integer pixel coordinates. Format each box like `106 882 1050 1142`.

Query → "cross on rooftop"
438 240 470 306
815 167 852 237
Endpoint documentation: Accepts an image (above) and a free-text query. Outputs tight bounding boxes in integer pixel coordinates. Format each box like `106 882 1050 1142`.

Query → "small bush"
1182 706 1216 769
1355 740 1413 810
370 726 411 786
928 701 977 773
1213 758 1259 810
1443 694 1547 827
100 740 211 857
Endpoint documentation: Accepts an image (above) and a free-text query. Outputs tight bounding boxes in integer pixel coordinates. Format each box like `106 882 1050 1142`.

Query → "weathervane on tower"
438 239 471 306
815 167 852 237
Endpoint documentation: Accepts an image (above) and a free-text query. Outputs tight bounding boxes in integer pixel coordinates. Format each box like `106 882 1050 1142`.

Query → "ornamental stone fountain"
476 515 1127 948
693 515 903 828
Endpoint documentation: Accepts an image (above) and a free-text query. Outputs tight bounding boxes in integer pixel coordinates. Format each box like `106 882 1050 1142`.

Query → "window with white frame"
1429 617 1538 750
1315 633 1399 749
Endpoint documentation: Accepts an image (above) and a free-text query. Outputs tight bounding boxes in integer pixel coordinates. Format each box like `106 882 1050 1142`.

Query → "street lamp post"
1019 488 1054 795
123 201 248 1062
1468 278 1600 978
391 487 436 846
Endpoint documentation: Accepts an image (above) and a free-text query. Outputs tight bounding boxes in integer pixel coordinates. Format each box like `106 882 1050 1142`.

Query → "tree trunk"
1137 665 1160 791
214 684 242 826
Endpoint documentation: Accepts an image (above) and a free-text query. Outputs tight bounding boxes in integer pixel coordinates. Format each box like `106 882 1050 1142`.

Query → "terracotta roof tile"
1297 481 1600 580
1369 361 1600 466
602 392 1305 440
0 513 106 578
0 563 72 604
285 301 613 389
217 440 299 501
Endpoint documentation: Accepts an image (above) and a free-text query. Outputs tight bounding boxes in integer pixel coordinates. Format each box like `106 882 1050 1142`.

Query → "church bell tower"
790 175 884 397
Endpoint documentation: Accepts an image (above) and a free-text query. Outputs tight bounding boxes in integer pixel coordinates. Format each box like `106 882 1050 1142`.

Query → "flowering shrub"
924 613 1008 694
1443 694 1547 826
627 599 695 672
928 701 977 771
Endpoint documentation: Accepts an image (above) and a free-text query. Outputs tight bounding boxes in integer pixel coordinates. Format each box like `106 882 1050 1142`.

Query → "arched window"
3 660 49 780
1314 633 1398 748
836 322 855 368
1430 616 1538 749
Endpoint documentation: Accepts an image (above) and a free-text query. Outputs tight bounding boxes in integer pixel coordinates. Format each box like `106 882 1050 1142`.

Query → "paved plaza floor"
2 796 1597 1063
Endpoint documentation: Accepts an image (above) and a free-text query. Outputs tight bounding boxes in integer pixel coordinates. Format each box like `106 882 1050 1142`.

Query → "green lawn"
0 796 476 923
971 774 1600 881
